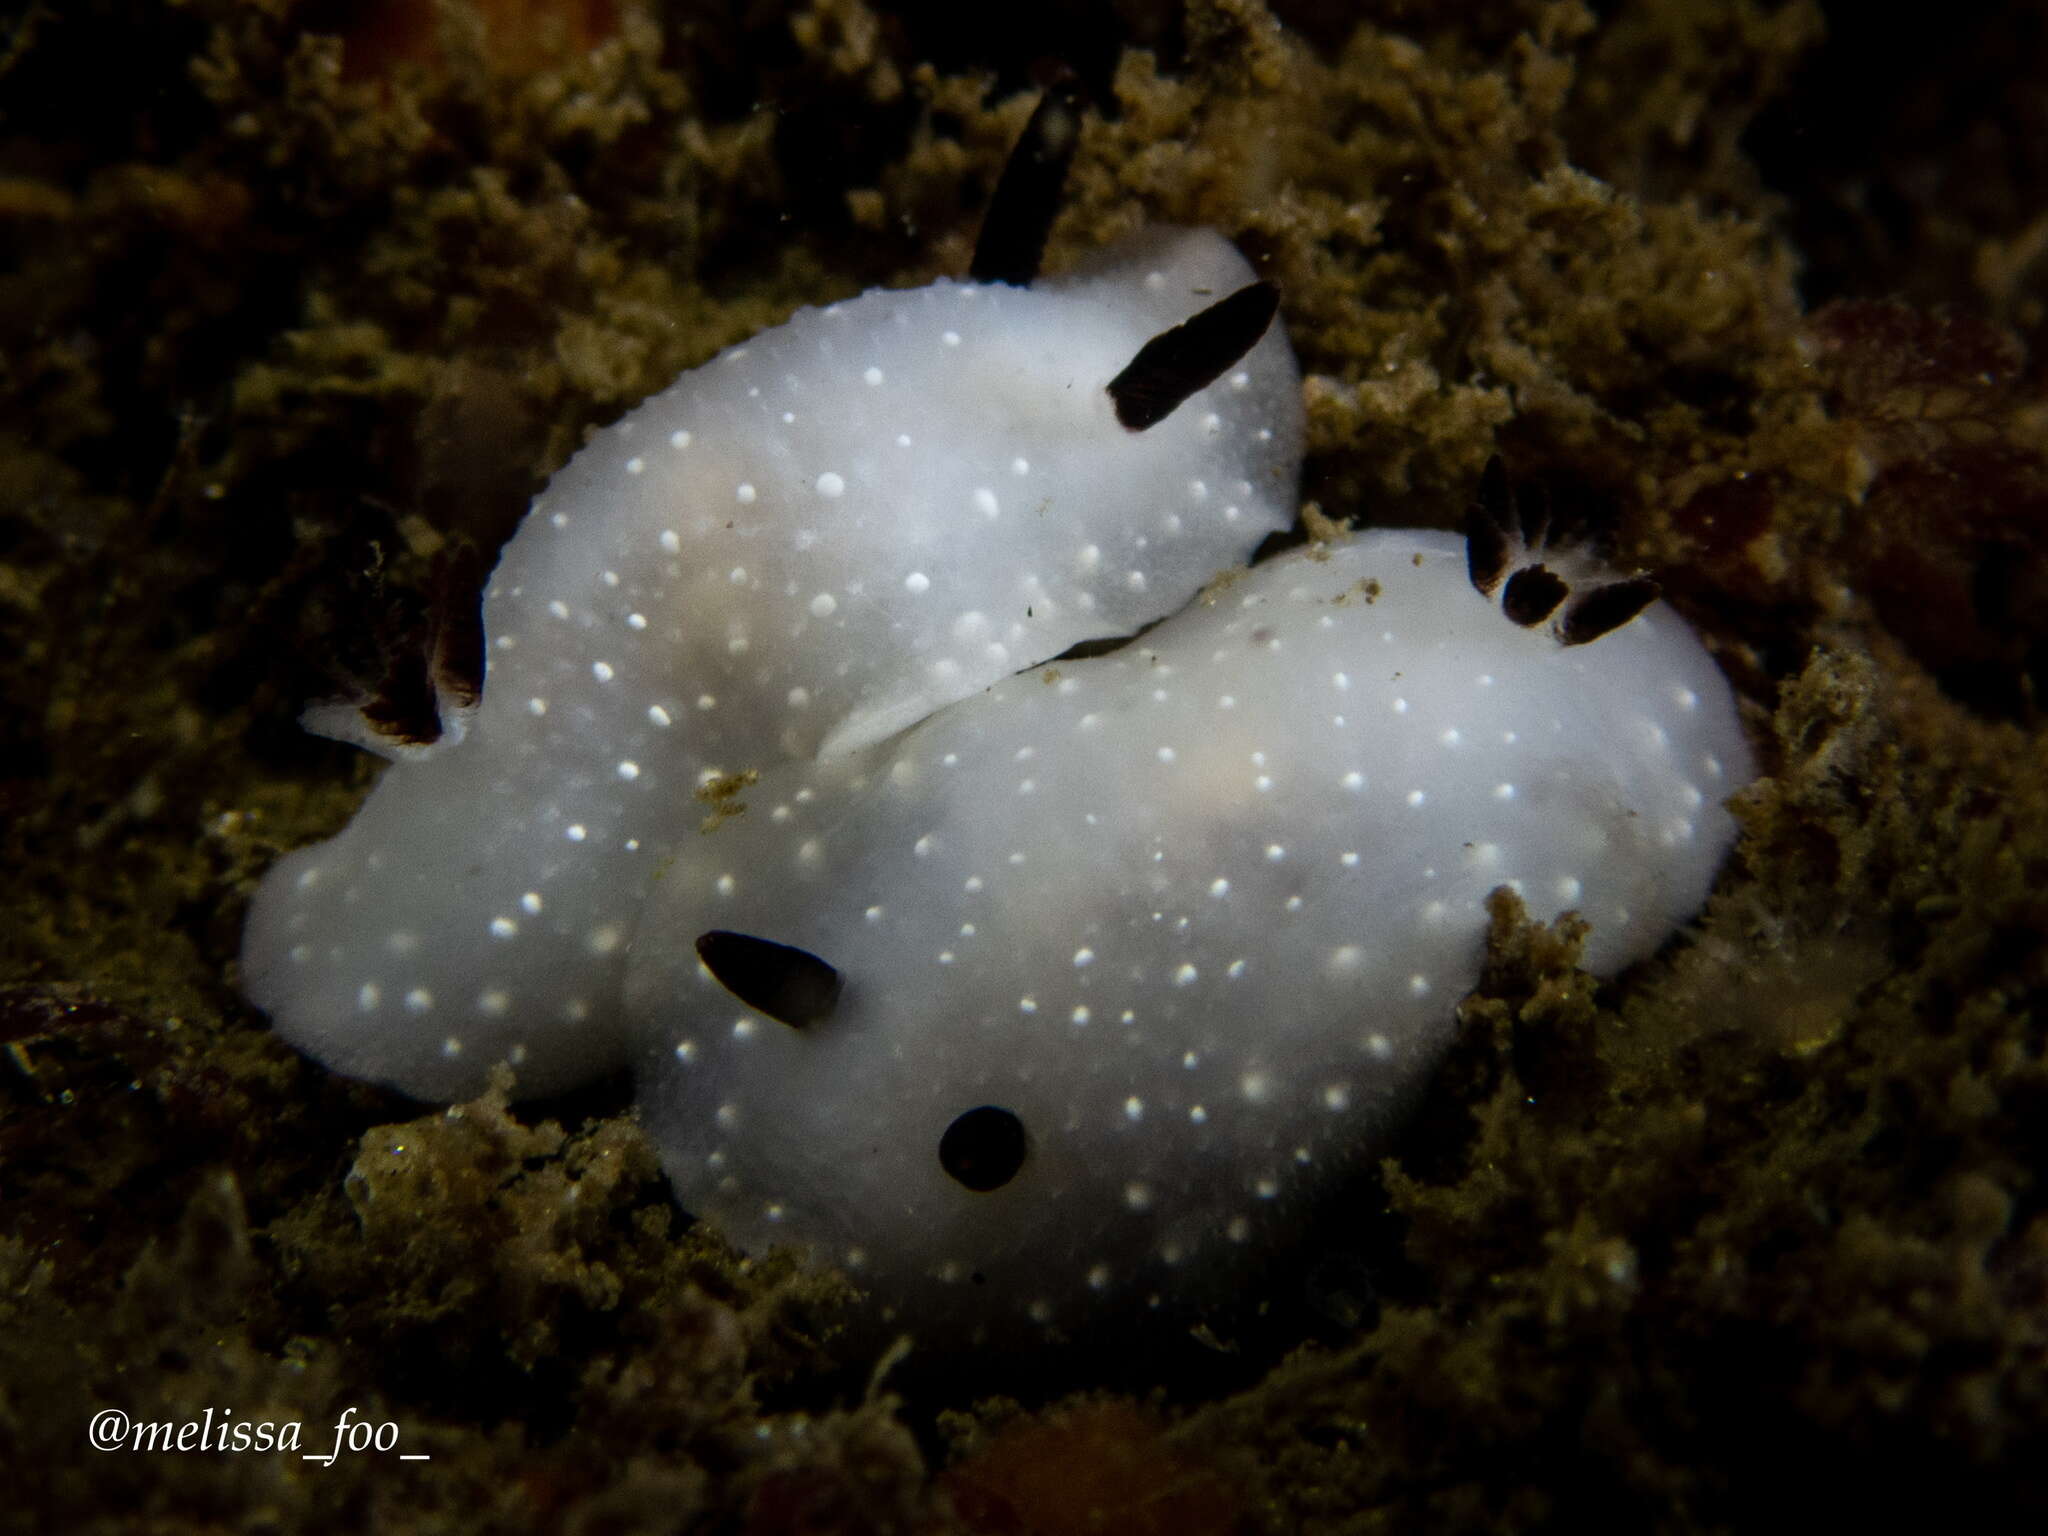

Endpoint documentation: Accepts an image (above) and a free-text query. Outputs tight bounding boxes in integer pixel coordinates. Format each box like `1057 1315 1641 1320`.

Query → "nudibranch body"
239 82 1755 1346
241 226 1304 1100
626 528 1753 1342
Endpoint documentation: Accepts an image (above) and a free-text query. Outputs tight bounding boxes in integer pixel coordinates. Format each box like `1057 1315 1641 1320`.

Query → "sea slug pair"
241 90 1752 1340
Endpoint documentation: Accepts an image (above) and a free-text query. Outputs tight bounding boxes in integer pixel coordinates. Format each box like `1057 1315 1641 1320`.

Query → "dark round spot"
939 1106 1027 1192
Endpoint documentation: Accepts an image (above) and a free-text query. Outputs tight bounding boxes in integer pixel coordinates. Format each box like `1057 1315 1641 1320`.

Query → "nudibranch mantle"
625 529 1754 1343
240 226 1304 1101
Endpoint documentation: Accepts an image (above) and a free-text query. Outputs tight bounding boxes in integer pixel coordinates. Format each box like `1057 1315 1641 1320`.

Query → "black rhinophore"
1107 281 1281 431
969 73 1086 288
694 930 843 1028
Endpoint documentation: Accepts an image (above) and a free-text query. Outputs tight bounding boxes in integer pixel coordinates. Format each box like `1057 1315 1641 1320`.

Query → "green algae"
4 0 2047 1529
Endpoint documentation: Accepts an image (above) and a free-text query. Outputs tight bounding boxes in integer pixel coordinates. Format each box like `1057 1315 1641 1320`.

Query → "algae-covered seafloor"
4 0 2046 1529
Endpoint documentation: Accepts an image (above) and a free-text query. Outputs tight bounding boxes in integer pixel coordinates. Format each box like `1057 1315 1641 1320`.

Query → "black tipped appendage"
695 930 843 1028
358 648 443 747
1107 281 1281 432
969 74 1085 287
430 545 487 711
353 546 488 748
1559 576 1660 646
1502 565 1570 627
1466 455 1515 595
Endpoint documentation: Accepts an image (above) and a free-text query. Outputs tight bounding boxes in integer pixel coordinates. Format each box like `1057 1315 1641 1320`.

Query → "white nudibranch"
626 526 1753 1344
239 91 1755 1345
239 88 1305 1101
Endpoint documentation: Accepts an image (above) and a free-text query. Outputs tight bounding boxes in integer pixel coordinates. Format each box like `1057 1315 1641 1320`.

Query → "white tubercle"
240 227 1305 1100
625 529 1754 1343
